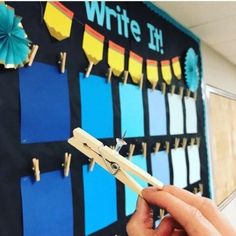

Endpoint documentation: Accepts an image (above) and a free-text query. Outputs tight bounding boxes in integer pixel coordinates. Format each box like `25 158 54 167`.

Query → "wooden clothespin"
68 127 164 194
193 92 197 100
107 67 112 83
63 152 71 177
171 85 175 95
194 187 198 194
59 52 67 73
128 144 135 160
85 61 93 78
89 158 96 172
123 70 129 84
160 209 165 219
186 89 191 98
174 138 180 149
139 74 144 90
154 142 161 153
32 158 40 182
162 82 166 94
152 81 157 91
179 87 184 98
165 141 170 154
28 44 39 66
196 137 200 147
199 183 203 193
141 142 147 158
182 138 187 149
190 137 195 146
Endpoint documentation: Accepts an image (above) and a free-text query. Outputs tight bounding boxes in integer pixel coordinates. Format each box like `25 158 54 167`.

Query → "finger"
126 197 153 236
154 215 180 235
164 185 236 235
171 229 188 236
142 188 221 236
135 196 154 228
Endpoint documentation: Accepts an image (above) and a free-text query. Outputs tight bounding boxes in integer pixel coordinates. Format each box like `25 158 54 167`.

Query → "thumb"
126 197 153 236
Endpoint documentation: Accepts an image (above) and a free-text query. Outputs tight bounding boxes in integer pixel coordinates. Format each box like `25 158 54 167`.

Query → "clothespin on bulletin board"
32 158 40 182
199 183 203 193
128 144 135 160
182 138 187 149
139 74 144 90
28 44 39 66
165 141 170 154
123 70 129 84
171 85 175 95
107 67 112 83
59 52 67 73
154 142 161 154
162 82 166 94
190 137 195 146
63 152 71 177
89 158 96 172
160 209 165 219
179 87 184 98
174 138 180 149
186 89 191 98
194 187 198 194
196 137 201 147
141 142 147 158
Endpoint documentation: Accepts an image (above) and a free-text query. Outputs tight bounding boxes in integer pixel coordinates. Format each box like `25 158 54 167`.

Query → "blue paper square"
147 89 167 136
83 164 117 235
79 73 114 138
151 151 170 185
119 83 144 138
125 155 148 216
19 62 70 143
21 170 73 236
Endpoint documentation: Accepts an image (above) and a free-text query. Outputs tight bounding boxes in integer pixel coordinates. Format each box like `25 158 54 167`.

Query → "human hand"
126 185 236 236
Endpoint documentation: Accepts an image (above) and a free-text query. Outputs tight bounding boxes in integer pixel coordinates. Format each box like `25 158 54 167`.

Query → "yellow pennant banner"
108 40 125 77
128 51 143 84
161 60 172 85
83 24 104 65
172 56 182 80
44 2 74 41
146 59 159 88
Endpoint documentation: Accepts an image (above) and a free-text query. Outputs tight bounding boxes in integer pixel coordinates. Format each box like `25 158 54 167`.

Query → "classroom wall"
201 43 236 94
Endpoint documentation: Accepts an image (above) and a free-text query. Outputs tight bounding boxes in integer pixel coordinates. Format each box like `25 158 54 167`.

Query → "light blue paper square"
151 151 170 185
119 83 144 137
125 155 148 216
79 73 114 138
168 93 184 135
171 148 187 188
148 89 167 135
188 145 201 184
83 164 117 235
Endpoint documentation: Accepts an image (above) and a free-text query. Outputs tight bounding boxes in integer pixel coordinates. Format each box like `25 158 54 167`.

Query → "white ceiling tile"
191 15 236 45
226 56 236 65
212 40 236 57
155 2 236 27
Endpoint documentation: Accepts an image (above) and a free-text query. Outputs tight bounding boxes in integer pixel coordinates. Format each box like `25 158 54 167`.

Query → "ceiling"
154 1 236 66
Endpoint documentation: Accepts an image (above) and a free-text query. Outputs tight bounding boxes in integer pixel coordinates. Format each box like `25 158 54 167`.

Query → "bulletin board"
207 86 236 205
0 2 210 236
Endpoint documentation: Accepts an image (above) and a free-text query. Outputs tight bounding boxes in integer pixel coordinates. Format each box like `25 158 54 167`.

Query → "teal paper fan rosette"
184 48 200 92
0 3 31 69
